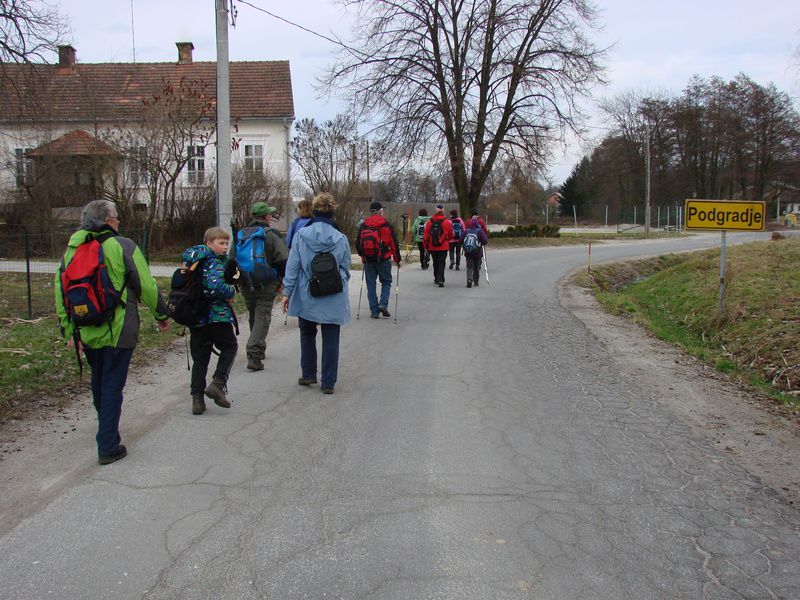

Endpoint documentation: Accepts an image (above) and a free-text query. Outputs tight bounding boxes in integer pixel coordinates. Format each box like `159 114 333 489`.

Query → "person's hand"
66 337 83 352
157 319 170 332
395 260 401 268
281 296 289 314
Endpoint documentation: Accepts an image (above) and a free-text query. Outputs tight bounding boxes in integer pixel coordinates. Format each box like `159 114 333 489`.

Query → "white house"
0 42 295 227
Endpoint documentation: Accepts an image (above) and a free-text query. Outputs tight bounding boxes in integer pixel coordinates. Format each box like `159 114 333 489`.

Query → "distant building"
0 42 294 225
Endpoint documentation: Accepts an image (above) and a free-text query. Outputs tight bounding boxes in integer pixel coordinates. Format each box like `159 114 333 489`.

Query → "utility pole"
215 0 233 231
644 125 651 238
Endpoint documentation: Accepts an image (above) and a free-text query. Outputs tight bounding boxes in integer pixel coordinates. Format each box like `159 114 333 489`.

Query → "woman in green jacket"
410 208 431 269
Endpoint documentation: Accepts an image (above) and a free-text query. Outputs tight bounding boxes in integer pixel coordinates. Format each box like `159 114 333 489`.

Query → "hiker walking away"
470 207 489 235
235 202 289 371
281 192 351 394
356 201 401 319
285 198 313 249
423 203 454 287
462 215 489 288
181 227 239 415
410 208 430 269
448 209 466 271
55 200 170 465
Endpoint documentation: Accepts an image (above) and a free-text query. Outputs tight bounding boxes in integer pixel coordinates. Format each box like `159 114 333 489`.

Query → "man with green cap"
233 202 289 371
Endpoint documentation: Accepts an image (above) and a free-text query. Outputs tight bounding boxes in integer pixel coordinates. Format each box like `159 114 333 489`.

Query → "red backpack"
60 232 126 329
357 224 385 262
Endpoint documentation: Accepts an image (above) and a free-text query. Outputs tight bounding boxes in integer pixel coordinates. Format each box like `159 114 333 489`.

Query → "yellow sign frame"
684 199 765 231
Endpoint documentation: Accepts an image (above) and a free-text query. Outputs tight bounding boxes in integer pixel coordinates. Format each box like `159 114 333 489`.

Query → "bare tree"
0 0 68 64
323 0 605 216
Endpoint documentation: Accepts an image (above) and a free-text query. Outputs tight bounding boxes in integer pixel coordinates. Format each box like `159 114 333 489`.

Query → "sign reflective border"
684 199 765 231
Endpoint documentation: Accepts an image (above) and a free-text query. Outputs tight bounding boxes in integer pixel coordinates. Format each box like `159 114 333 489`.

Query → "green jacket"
411 215 430 243
55 227 169 349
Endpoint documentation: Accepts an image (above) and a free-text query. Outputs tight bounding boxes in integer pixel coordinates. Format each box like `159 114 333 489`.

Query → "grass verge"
575 237 800 411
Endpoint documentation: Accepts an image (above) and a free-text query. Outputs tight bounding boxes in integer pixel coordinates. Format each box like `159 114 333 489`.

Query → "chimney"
58 45 76 68
176 42 194 64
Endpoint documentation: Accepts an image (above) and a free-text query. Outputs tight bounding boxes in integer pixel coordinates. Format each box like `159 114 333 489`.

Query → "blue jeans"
83 346 133 457
364 259 393 317
298 317 340 389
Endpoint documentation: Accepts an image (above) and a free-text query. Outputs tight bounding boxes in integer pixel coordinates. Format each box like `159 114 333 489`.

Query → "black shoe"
438 282 444 287
455 265 460 271
298 377 317 386
379 307 391 317
449 263 454 269
246 359 264 371
321 387 334 395
467 280 472 288
370 313 380 319
474 280 479 287
98 445 127 465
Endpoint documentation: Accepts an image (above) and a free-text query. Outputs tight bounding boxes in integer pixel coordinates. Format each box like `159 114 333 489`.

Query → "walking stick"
393 261 400 324
483 246 490 286
356 267 365 319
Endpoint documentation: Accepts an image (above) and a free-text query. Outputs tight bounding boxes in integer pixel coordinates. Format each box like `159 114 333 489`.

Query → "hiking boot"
204 377 230 408
474 280 479 287
449 263 454 269
246 359 264 371
379 307 391 317
438 282 444 288
98 445 127 465
298 377 317 386
192 393 206 415
321 386 334 395
455 265 460 271
370 313 380 319
467 280 472 288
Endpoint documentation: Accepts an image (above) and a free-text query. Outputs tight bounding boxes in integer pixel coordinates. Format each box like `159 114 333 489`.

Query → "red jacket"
357 214 401 263
423 213 453 251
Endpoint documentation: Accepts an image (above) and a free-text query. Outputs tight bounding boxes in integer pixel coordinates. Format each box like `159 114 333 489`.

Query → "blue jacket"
181 244 236 326
282 220 351 325
285 216 312 249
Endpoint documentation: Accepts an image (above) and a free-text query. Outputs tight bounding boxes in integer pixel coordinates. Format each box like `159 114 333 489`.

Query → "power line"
233 0 364 57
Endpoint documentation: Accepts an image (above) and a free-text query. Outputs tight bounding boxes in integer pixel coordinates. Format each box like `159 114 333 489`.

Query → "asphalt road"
0 231 798 599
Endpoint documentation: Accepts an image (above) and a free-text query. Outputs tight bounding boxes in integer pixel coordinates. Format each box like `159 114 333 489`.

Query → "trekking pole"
393 261 400 324
483 246 490 286
356 267 365 319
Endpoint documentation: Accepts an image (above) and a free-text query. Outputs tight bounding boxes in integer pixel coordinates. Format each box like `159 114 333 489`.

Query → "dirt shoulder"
560 274 800 507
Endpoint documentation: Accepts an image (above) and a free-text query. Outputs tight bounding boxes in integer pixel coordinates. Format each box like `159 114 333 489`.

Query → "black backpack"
168 259 210 326
309 253 343 297
429 219 443 246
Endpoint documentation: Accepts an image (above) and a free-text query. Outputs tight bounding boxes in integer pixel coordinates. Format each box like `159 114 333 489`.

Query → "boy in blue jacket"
182 227 238 415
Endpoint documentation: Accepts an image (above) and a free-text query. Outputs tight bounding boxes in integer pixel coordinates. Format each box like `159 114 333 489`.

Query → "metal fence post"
23 225 32 320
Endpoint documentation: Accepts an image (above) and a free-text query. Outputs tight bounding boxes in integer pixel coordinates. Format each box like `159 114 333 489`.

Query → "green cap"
250 202 277 217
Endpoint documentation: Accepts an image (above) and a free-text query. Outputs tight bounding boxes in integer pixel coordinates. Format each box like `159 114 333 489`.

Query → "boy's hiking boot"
204 377 230 408
298 377 317 386
378 307 391 317
467 279 472 288
98 445 127 465
192 393 206 415
246 358 264 371
438 282 444 287
449 262 454 269
321 386 334 395
370 313 380 319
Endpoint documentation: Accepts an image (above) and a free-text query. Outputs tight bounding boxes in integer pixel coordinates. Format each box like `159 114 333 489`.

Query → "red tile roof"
26 129 119 157
0 60 294 123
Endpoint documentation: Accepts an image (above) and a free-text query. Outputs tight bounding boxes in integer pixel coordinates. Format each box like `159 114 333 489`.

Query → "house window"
128 147 149 187
187 145 205 185
244 144 263 173
14 148 32 187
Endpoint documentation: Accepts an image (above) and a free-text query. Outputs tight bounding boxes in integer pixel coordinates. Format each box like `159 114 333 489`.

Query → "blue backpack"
463 230 481 255
451 219 463 240
236 226 277 288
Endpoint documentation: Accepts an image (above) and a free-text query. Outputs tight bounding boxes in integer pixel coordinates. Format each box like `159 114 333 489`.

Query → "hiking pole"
393 261 400 324
483 246 490 286
356 267 365 319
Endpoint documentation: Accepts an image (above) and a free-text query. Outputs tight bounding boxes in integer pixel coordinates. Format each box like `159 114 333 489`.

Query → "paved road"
0 232 798 599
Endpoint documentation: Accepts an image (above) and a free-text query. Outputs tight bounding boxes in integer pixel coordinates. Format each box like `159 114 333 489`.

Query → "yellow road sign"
684 199 765 231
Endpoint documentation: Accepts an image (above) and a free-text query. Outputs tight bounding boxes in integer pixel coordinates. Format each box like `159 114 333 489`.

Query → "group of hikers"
55 195 488 465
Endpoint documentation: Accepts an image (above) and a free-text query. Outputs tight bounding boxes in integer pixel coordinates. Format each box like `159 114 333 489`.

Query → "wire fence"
0 224 148 319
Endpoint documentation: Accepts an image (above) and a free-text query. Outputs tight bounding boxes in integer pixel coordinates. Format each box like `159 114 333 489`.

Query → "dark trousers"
449 243 463 267
189 322 238 395
299 317 340 389
417 242 429 268
431 250 448 283
84 346 133 457
466 254 482 283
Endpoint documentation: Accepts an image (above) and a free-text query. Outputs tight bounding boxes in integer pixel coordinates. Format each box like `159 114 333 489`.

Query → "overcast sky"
58 0 800 183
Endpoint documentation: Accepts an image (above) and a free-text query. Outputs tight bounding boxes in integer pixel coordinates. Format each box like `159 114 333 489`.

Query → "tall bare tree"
323 0 605 215
0 0 67 64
